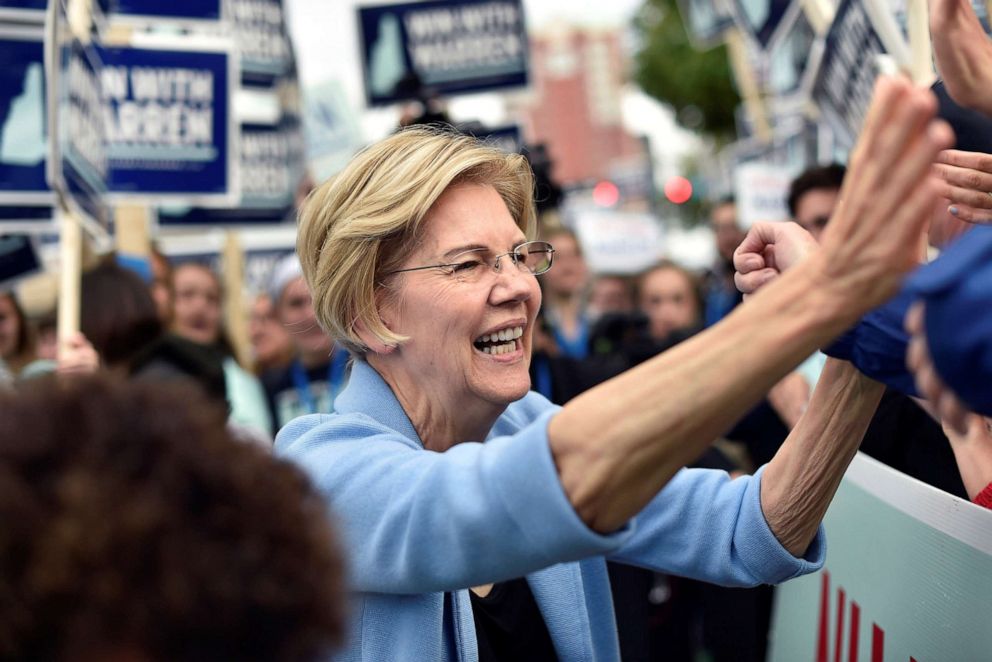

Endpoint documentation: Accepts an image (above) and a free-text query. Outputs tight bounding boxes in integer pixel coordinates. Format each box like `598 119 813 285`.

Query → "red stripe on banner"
817 572 830 662
834 588 846 662
850 601 861 662
872 624 884 662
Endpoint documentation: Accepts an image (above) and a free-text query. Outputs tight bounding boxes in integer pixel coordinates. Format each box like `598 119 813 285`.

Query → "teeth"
475 326 525 348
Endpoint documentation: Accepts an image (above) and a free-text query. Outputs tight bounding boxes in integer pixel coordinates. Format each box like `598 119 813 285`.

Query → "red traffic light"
592 180 620 207
664 176 693 204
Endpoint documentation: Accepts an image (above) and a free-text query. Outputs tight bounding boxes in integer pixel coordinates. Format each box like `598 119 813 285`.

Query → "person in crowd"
787 164 846 242
278 76 951 661
149 246 174 324
538 227 591 359
250 292 295 375
171 261 273 440
261 254 349 435
78 260 229 411
0 291 34 377
0 374 345 660
638 260 704 344
586 274 634 322
791 162 971 497
703 197 744 327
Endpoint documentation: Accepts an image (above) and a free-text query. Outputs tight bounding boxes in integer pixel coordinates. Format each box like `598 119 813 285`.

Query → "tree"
633 0 740 141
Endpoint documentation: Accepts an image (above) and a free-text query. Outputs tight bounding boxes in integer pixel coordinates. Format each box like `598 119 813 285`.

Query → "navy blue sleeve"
822 288 918 397
906 225 992 415
824 226 992 415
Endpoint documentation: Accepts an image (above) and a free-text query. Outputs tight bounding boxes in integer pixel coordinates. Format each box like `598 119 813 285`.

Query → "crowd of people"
2 0 992 659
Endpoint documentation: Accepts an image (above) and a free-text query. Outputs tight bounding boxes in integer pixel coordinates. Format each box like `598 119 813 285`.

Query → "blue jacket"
276 360 825 661
825 225 992 415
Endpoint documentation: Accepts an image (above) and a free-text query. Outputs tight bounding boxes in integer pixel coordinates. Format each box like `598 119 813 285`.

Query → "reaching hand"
733 221 818 296
57 332 100 376
811 77 953 315
932 149 992 223
905 302 969 434
930 0 992 116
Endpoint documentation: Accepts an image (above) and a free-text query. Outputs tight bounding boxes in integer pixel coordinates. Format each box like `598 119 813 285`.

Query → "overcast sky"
283 0 699 181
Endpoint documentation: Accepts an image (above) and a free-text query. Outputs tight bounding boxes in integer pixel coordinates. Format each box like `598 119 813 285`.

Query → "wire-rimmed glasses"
386 241 555 284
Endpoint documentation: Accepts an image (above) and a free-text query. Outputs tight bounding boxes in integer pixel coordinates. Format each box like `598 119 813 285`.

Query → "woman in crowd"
249 291 295 375
638 260 704 345
277 76 951 661
170 261 272 439
537 227 591 359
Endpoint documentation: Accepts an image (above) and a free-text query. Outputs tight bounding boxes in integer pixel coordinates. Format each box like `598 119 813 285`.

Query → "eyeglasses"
386 241 555 283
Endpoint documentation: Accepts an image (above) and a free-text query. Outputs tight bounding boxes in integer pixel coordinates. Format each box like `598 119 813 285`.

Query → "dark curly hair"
0 375 345 661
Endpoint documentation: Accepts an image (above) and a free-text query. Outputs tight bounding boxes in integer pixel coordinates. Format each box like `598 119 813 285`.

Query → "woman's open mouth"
473 326 523 355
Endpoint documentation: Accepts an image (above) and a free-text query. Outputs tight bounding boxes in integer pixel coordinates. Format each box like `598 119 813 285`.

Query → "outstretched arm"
549 78 953 545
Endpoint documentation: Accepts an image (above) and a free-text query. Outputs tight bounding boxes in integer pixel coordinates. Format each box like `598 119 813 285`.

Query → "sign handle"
57 209 82 356
114 205 151 258
222 231 252 370
907 0 935 85
800 0 836 35
726 29 772 144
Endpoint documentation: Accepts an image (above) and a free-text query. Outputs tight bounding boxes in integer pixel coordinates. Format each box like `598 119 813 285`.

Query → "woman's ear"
354 318 396 355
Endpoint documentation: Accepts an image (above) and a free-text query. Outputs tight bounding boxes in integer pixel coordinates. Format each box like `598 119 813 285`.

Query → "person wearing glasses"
278 78 952 662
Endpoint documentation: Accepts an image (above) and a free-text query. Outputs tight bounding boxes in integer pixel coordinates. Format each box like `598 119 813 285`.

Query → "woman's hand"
813 78 953 315
930 0 992 116
733 222 819 296
905 301 969 434
57 332 100 376
933 150 992 223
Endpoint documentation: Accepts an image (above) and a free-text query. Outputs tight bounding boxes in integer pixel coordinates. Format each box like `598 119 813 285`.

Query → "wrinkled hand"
57 332 100 376
812 77 954 315
733 221 818 296
930 0 992 117
933 150 992 223
905 302 969 434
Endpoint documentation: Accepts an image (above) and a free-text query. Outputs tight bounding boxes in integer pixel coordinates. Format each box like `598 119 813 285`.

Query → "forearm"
550 257 855 533
760 358 884 555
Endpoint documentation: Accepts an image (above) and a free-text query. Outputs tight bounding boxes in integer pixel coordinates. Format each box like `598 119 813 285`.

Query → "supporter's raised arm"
930 0 992 117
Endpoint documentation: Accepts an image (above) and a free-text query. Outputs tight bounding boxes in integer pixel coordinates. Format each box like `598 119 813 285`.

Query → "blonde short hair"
297 125 537 355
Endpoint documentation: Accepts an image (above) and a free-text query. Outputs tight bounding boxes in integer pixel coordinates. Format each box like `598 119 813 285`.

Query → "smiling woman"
280 85 953 662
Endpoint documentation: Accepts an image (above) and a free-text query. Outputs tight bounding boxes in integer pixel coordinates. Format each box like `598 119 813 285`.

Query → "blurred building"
514 25 648 189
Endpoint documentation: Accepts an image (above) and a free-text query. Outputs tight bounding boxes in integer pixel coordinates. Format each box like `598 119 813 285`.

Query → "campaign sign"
304 79 364 182
107 0 222 23
0 233 41 289
50 10 111 230
766 3 822 103
358 0 529 106
731 0 792 48
0 0 46 23
100 43 236 205
0 29 50 206
157 116 302 226
239 121 301 209
769 453 992 661
227 0 292 84
676 0 736 48
734 160 794 227
810 0 890 149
